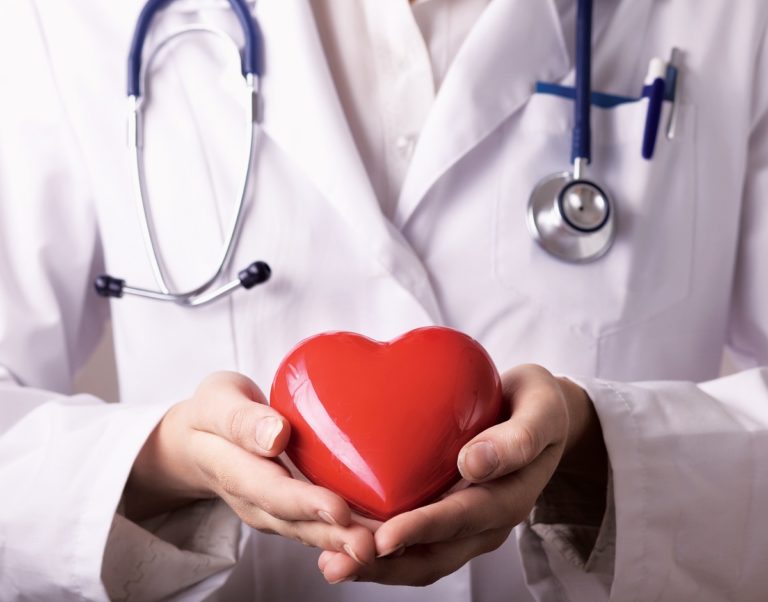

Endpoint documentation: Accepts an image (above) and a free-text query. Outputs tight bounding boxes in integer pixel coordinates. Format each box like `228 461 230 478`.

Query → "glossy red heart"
270 327 503 520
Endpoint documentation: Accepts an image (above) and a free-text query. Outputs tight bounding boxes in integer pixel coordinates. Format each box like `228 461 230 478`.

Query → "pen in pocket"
642 58 666 160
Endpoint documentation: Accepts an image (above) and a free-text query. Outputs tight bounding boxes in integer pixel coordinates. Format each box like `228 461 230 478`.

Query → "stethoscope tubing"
127 0 263 97
128 24 260 299
572 0 593 164
95 0 270 306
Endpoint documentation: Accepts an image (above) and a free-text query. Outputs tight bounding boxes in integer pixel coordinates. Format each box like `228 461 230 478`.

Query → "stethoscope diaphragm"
527 170 615 263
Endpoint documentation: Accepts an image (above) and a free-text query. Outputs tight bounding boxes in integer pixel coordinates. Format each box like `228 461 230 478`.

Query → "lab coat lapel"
393 0 570 229
256 2 444 322
257 2 377 230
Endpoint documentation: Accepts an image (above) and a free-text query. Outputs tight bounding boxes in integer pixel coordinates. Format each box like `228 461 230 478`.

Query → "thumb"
190 371 290 456
457 420 547 483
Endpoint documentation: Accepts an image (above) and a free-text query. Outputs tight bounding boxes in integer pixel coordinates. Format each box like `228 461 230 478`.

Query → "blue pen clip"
641 58 666 160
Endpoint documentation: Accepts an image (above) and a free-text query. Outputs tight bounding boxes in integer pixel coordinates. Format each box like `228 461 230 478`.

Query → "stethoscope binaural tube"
527 0 615 263
94 0 271 307
126 0 263 98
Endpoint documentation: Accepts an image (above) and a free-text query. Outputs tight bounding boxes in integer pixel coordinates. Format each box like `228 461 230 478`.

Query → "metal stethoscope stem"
94 0 270 307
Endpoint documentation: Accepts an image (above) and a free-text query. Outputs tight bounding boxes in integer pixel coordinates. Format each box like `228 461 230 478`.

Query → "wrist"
556 377 607 478
124 402 213 521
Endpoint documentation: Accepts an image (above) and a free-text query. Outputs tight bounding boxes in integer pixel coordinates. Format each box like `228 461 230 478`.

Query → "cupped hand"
125 371 375 566
317 364 605 585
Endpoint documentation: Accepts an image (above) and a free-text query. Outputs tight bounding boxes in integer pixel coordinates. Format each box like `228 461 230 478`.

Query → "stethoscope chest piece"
527 171 615 263
524 0 617 264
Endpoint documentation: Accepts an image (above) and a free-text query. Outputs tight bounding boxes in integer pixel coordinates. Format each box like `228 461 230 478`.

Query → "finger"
458 369 567 482
189 371 290 456
252 511 375 566
375 447 561 554
321 528 510 586
373 482 506 554
318 550 359 584
318 550 333 572
191 429 352 525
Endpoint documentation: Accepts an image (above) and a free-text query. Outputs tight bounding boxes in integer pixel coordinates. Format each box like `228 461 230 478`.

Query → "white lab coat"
1 0 767 600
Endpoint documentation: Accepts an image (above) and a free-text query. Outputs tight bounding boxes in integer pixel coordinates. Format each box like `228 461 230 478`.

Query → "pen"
642 57 666 160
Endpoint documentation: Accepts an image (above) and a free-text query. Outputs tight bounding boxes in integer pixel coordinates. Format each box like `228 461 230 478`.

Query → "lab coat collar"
256 1 444 324
393 0 570 229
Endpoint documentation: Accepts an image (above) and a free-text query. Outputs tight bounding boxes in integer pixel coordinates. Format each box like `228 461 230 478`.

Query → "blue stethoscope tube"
127 0 263 97
572 0 592 164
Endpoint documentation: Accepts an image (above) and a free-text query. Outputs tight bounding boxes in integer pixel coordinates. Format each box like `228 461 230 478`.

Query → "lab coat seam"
748 11 768 132
603 381 651 602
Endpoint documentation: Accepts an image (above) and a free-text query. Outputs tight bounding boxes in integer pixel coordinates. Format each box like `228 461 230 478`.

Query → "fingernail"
255 417 283 451
318 510 337 525
460 441 498 480
343 544 367 566
377 543 404 558
328 576 358 585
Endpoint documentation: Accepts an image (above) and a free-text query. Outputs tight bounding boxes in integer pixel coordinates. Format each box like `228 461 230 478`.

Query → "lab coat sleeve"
0 3 241 599
520 22 768 602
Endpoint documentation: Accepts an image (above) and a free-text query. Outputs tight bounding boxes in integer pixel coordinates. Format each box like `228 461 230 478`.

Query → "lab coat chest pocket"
494 93 696 335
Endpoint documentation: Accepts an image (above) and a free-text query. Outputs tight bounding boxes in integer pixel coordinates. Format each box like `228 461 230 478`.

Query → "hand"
317 364 606 585
125 371 375 565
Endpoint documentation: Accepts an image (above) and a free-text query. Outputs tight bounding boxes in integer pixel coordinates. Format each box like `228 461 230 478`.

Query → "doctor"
1 0 767 600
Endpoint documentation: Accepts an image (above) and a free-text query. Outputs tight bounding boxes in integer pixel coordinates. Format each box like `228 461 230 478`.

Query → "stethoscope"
95 0 611 308
94 0 271 307
527 0 615 263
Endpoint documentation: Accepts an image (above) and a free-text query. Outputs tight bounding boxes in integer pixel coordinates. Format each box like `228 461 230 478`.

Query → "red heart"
270 327 503 520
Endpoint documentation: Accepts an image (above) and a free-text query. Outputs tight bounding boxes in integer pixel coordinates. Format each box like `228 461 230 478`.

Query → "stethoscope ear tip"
239 260 271 289
94 274 125 298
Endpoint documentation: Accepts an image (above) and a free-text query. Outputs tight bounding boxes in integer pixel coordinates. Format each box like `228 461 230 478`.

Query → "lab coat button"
396 134 417 158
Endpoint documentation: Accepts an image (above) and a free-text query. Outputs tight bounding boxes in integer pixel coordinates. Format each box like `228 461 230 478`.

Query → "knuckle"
218 473 241 498
242 507 278 535
518 364 554 381
442 498 475 539
198 371 235 393
227 405 252 444
255 495 277 517
198 371 258 401
281 521 308 544
236 480 280 516
509 424 541 466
